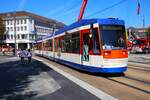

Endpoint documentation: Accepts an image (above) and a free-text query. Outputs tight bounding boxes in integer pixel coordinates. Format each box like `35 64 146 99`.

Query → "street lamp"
13 12 17 56
52 23 56 34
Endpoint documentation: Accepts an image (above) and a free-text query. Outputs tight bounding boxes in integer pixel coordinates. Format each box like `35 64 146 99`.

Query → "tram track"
107 78 149 94
107 75 150 94
106 64 150 94
128 66 150 72
125 65 150 83
124 76 150 85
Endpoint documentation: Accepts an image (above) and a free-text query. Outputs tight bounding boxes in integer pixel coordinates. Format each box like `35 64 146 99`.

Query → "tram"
34 0 128 73
34 18 128 73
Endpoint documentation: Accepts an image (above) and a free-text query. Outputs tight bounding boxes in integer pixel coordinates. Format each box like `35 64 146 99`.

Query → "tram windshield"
100 25 126 50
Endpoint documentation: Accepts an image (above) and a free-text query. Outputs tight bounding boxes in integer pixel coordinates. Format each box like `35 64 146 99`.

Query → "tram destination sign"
101 26 123 31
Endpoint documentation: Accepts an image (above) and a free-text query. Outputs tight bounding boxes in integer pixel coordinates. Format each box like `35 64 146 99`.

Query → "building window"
24 34 27 39
7 27 9 31
21 34 27 39
17 34 20 39
11 34 13 39
11 27 13 31
10 20 12 25
24 19 26 24
7 20 9 25
17 27 20 31
21 19 23 24
17 20 19 24
22 34 25 39
6 35 9 39
21 26 23 31
24 26 27 31
29 34 34 39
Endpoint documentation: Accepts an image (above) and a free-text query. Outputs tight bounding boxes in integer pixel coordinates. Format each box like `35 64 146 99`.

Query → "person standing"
27 49 32 63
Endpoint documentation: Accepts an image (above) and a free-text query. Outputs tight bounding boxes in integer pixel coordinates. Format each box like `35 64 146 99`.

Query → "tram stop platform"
0 56 116 100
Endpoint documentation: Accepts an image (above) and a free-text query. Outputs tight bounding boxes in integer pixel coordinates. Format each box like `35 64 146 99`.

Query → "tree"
0 17 5 40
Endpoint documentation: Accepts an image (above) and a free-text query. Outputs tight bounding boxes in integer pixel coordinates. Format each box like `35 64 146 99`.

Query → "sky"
0 0 149 28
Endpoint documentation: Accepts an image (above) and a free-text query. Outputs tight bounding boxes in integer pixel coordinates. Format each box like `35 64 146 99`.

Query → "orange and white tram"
34 18 128 73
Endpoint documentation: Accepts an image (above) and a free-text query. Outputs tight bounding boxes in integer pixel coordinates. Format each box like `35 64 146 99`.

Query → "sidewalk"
0 56 102 100
0 51 15 57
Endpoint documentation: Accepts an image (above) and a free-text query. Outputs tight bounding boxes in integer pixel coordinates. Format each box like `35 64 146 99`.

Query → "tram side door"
81 30 91 66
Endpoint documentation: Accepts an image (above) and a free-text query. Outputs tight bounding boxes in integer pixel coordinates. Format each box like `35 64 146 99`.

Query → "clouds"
17 0 27 10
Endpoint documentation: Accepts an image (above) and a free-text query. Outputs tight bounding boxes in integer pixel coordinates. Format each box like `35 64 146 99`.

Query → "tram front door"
81 31 91 66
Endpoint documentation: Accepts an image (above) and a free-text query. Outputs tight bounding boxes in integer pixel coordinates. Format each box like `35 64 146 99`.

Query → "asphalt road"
0 56 100 100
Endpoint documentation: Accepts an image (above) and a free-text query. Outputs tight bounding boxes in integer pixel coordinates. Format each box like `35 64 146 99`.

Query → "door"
81 30 91 65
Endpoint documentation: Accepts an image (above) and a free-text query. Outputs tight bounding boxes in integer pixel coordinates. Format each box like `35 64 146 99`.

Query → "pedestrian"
12 48 15 56
2 48 5 55
27 49 32 64
18 49 25 64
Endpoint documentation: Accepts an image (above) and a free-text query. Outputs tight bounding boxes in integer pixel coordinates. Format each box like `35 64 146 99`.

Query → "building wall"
0 11 65 50
3 16 32 44
127 27 148 38
1 16 59 49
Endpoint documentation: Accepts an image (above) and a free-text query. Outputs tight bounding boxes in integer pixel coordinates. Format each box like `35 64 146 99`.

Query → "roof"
0 11 65 28
36 18 125 42
55 18 124 36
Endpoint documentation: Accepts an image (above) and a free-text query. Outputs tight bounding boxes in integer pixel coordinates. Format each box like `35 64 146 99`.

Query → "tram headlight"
105 52 108 55
103 51 111 56
123 52 126 55
89 33 92 38
122 51 127 55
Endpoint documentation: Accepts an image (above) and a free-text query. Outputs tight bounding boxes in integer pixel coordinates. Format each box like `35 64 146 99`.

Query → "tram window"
54 38 57 52
45 40 49 51
46 39 52 51
100 25 126 50
83 29 100 55
71 32 80 53
39 43 42 50
36 42 42 50
65 34 72 53
50 40 52 51
62 32 80 53
93 29 100 54
34 44 38 50
43 40 49 51
61 36 66 52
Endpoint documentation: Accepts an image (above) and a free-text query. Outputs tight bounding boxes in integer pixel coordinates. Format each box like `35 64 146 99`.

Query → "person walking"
27 49 32 64
18 49 25 64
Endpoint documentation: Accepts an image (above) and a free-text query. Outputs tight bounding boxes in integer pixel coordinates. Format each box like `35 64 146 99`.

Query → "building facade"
0 11 65 49
127 27 148 38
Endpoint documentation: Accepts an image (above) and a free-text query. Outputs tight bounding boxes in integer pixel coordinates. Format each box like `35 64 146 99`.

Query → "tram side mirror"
89 24 94 38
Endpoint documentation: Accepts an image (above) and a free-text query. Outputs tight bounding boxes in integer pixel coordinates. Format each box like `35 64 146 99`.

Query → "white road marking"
34 57 117 100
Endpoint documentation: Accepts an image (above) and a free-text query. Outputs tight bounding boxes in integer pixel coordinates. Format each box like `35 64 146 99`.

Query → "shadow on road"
0 59 52 100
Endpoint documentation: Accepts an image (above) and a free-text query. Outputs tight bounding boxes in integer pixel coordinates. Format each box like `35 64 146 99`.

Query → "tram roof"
36 18 125 42
55 18 124 36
